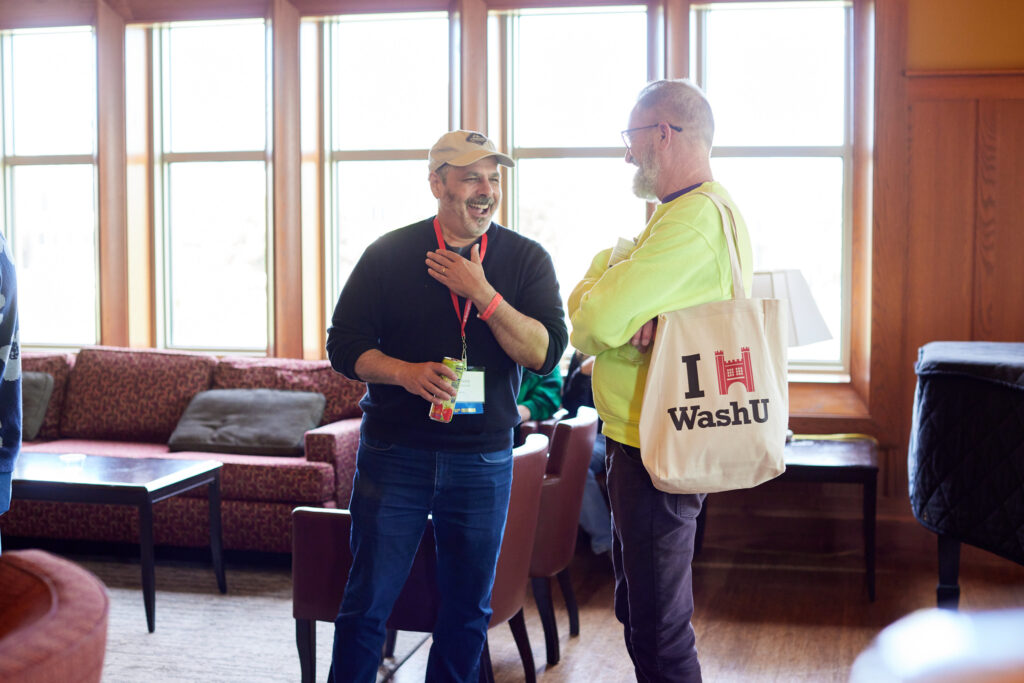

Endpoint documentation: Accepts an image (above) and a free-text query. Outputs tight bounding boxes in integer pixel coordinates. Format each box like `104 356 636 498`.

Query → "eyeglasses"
620 123 683 151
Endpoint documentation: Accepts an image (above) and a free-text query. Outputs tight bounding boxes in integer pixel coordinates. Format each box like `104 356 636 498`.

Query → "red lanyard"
433 217 487 342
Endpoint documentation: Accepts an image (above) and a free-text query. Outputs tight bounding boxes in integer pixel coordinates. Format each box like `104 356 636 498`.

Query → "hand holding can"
429 357 465 423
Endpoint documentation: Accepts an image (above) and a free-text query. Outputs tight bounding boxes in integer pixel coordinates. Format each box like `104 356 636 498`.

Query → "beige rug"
77 557 426 683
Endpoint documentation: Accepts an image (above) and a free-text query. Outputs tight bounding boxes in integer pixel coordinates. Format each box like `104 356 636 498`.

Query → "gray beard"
631 158 659 201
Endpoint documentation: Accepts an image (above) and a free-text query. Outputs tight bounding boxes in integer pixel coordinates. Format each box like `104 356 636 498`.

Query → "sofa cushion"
213 357 364 424
21 353 75 441
59 347 216 442
168 388 326 457
21 372 55 442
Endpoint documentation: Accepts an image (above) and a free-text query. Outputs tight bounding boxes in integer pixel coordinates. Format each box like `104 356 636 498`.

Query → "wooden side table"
695 434 879 601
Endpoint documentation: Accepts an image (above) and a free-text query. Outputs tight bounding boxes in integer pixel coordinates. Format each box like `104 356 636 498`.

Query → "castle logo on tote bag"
666 347 773 430
638 192 788 495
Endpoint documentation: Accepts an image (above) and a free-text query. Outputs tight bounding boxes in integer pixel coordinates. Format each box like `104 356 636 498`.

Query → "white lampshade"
751 269 832 347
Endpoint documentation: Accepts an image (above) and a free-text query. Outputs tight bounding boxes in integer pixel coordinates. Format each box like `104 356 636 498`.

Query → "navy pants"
606 438 704 682
331 434 513 683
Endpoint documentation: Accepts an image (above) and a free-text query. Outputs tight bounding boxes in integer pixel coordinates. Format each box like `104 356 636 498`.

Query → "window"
153 19 268 351
0 27 97 347
693 1 852 370
312 12 451 299
488 7 649 315
5 1 866 387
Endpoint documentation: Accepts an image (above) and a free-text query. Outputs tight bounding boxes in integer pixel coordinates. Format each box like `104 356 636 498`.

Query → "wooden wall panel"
884 74 1024 498
904 100 977 347
895 99 978 494
973 99 1024 340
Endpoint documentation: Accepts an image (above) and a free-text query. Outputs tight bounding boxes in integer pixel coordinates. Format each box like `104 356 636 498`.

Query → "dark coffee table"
11 452 227 632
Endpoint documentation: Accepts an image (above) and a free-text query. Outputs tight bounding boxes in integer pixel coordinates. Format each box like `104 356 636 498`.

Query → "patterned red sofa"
1 346 365 554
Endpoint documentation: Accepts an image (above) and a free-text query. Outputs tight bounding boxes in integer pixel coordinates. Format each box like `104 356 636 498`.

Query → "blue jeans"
331 435 514 683
578 435 613 554
606 438 704 682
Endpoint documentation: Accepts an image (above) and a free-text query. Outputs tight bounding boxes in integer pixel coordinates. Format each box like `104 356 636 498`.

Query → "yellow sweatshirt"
567 182 753 448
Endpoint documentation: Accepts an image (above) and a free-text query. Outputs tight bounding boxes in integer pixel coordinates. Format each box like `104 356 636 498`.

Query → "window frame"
691 0 856 377
311 10 456 317
1 0 875 434
0 26 100 349
150 19 272 354
487 6 652 231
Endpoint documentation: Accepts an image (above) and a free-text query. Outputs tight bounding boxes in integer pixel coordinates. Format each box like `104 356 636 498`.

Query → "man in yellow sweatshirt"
568 79 752 682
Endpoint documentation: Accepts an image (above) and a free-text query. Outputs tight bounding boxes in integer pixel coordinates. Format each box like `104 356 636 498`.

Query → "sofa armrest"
304 418 361 508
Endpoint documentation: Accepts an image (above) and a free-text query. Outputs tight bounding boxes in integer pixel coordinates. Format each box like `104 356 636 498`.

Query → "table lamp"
751 269 832 440
752 269 832 348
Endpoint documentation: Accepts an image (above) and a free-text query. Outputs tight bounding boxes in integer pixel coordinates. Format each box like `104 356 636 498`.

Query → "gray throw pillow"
22 371 56 442
168 388 326 457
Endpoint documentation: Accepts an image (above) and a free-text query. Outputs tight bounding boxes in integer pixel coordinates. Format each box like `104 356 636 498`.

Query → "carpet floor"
78 556 425 683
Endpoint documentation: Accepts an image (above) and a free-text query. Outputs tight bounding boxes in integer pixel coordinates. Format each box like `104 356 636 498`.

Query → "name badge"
454 368 485 414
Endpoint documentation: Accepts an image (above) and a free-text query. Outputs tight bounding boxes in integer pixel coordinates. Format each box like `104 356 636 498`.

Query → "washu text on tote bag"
638 192 788 494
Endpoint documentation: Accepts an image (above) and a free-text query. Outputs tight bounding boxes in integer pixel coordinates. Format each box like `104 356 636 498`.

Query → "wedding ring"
442 266 447 274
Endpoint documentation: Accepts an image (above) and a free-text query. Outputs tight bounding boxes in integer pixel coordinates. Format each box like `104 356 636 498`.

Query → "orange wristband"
478 293 503 321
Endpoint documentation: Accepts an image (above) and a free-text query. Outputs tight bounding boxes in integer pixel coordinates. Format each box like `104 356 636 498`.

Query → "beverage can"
428 356 466 423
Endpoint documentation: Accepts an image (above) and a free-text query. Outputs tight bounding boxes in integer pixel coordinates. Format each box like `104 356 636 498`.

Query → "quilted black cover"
908 341 1024 566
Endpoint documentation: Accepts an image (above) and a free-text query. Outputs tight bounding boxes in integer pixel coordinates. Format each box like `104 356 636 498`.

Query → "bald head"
634 79 714 154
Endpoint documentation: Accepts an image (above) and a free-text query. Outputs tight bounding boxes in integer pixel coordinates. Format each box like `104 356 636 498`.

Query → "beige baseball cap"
428 130 515 173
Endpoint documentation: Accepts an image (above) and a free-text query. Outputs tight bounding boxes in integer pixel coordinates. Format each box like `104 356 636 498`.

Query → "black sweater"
327 218 568 452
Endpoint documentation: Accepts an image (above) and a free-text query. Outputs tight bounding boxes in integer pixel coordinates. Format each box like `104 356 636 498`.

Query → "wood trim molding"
486 0 645 8
0 1 95 29
117 0 268 23
97 0 129 347
270 0 304 358
455 0 488 131
302 22 327 360
907 72 1024 100
905 68 1024 78
294 0 447 15
869 0 911 495
848 0 873 403
663 0 689 80
125 26 156 348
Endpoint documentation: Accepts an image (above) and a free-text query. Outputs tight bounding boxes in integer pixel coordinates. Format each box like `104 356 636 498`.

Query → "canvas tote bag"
637 191 789 494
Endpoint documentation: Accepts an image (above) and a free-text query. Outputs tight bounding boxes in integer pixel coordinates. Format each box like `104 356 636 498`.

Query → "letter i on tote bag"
638 191 789 494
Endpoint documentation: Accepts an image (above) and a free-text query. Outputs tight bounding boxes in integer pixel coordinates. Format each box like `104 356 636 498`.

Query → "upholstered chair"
0 549 109 683
527 405 599 666
515 408 568 447
292 433 549 683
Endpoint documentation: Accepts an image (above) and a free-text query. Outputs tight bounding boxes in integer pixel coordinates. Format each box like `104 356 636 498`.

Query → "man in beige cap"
327 129 567 682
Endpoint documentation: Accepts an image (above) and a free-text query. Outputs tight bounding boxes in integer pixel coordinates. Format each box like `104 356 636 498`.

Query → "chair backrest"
529 405 599 578
518 408 569 443
292 433 549 631
292 506 353 623
488 433 548 626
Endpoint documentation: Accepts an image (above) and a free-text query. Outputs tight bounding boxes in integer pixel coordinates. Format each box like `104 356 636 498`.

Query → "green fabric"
516 366 563 421
568 182 753 448
21 371 54 442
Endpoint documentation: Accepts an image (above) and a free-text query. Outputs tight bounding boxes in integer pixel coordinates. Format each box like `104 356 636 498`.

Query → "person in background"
326 129 567 682
568 79 753 682
0 233 21 555
561 351 613 559
516 365 563 428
